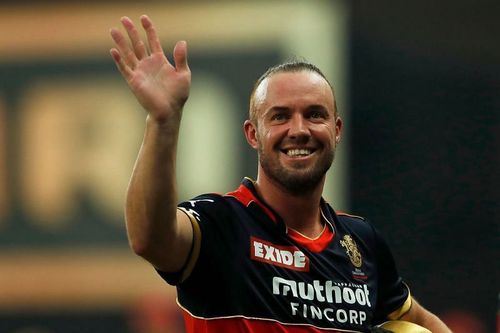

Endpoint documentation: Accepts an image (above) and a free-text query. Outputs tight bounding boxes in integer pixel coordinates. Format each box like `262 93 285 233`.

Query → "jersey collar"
226 178 335 252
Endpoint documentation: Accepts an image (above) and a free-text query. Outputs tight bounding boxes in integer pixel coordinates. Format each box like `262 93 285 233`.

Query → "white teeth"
287 149 312 157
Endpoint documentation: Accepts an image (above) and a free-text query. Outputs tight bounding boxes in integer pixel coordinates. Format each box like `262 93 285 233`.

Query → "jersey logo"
340 235 363 268
250 237 310 272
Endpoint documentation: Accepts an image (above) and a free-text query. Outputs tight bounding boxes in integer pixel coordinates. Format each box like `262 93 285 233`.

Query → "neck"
254 169 325 238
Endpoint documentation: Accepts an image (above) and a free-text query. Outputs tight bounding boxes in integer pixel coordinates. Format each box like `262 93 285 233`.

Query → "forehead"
253 71 334 115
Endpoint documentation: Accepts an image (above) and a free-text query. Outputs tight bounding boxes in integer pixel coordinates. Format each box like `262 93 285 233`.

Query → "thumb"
173 40 189 72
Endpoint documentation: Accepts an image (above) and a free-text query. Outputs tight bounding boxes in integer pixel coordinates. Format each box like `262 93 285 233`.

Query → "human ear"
243 120 259 149
335 116 343 144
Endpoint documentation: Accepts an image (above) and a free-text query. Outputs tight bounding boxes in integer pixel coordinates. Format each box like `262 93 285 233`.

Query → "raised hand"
110 15 191 123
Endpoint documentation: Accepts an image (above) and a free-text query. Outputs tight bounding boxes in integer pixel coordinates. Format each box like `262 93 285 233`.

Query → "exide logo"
250 236 309 272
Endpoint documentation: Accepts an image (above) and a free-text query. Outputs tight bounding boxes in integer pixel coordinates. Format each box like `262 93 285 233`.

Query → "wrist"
146 111 182 128
145 114 182 143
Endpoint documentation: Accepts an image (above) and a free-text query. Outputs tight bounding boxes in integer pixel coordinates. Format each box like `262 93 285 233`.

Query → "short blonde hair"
248 60 337 124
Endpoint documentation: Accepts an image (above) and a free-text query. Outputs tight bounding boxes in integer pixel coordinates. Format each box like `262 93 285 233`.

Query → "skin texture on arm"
401 298 453 333
110 15 193 273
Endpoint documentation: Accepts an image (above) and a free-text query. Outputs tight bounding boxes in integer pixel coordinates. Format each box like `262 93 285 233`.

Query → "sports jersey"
157 178 411 333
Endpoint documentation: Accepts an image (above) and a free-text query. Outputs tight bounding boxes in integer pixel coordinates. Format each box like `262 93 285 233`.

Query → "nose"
288 114 310 140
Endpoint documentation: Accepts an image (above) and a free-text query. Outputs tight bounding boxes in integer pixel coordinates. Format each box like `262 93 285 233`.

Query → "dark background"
350 1 499 331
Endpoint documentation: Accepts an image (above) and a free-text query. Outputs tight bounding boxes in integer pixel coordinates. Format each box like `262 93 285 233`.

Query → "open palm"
110 15 191 122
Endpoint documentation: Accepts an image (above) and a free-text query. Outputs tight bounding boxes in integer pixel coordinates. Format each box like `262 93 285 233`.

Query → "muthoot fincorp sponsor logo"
273 277 371 325
272 277 371 306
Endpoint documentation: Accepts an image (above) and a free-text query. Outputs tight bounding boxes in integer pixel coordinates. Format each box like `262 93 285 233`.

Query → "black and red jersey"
157 178 411 333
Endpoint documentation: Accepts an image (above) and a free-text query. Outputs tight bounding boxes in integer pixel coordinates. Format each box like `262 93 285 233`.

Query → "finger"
173 40 190 72
121 16 147 60
110 27 138 68
110 48 133 79
140 15 164 54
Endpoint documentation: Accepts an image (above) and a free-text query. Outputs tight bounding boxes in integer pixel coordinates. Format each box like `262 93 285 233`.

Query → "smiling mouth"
282 148 315 157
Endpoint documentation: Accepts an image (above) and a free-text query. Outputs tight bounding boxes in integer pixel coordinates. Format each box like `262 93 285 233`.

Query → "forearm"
125 115 186 267
418 313 452 333
401 298 452 333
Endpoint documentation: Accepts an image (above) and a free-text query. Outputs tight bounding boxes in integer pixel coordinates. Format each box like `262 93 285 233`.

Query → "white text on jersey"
250 237 310 272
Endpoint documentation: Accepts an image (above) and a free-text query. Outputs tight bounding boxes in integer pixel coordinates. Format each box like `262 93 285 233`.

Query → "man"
110 15 452 333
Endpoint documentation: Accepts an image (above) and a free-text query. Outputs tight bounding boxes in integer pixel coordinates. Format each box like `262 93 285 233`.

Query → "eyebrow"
264 104 329 116
263 106 290 118
306 104 329 112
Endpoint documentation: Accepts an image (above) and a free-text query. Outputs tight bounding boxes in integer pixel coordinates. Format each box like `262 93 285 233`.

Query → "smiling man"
110 15 452 333
247 66 341 197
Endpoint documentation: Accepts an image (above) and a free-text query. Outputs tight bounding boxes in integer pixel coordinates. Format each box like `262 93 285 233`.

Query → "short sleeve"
371 226 412 324
156 193 231 286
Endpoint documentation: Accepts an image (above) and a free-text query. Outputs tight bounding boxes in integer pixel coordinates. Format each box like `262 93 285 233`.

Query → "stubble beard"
258 146 335 196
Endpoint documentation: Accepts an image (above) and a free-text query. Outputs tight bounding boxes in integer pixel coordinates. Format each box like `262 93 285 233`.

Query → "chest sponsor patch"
250 236 310 272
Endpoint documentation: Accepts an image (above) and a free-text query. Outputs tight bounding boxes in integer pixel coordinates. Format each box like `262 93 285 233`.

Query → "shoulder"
179 193 224 206
335 210 367 223
334 210 373 232
178 193 231 218
331 209 381 245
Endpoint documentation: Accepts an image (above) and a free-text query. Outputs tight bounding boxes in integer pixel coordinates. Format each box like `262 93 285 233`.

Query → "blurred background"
0 1 497 332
